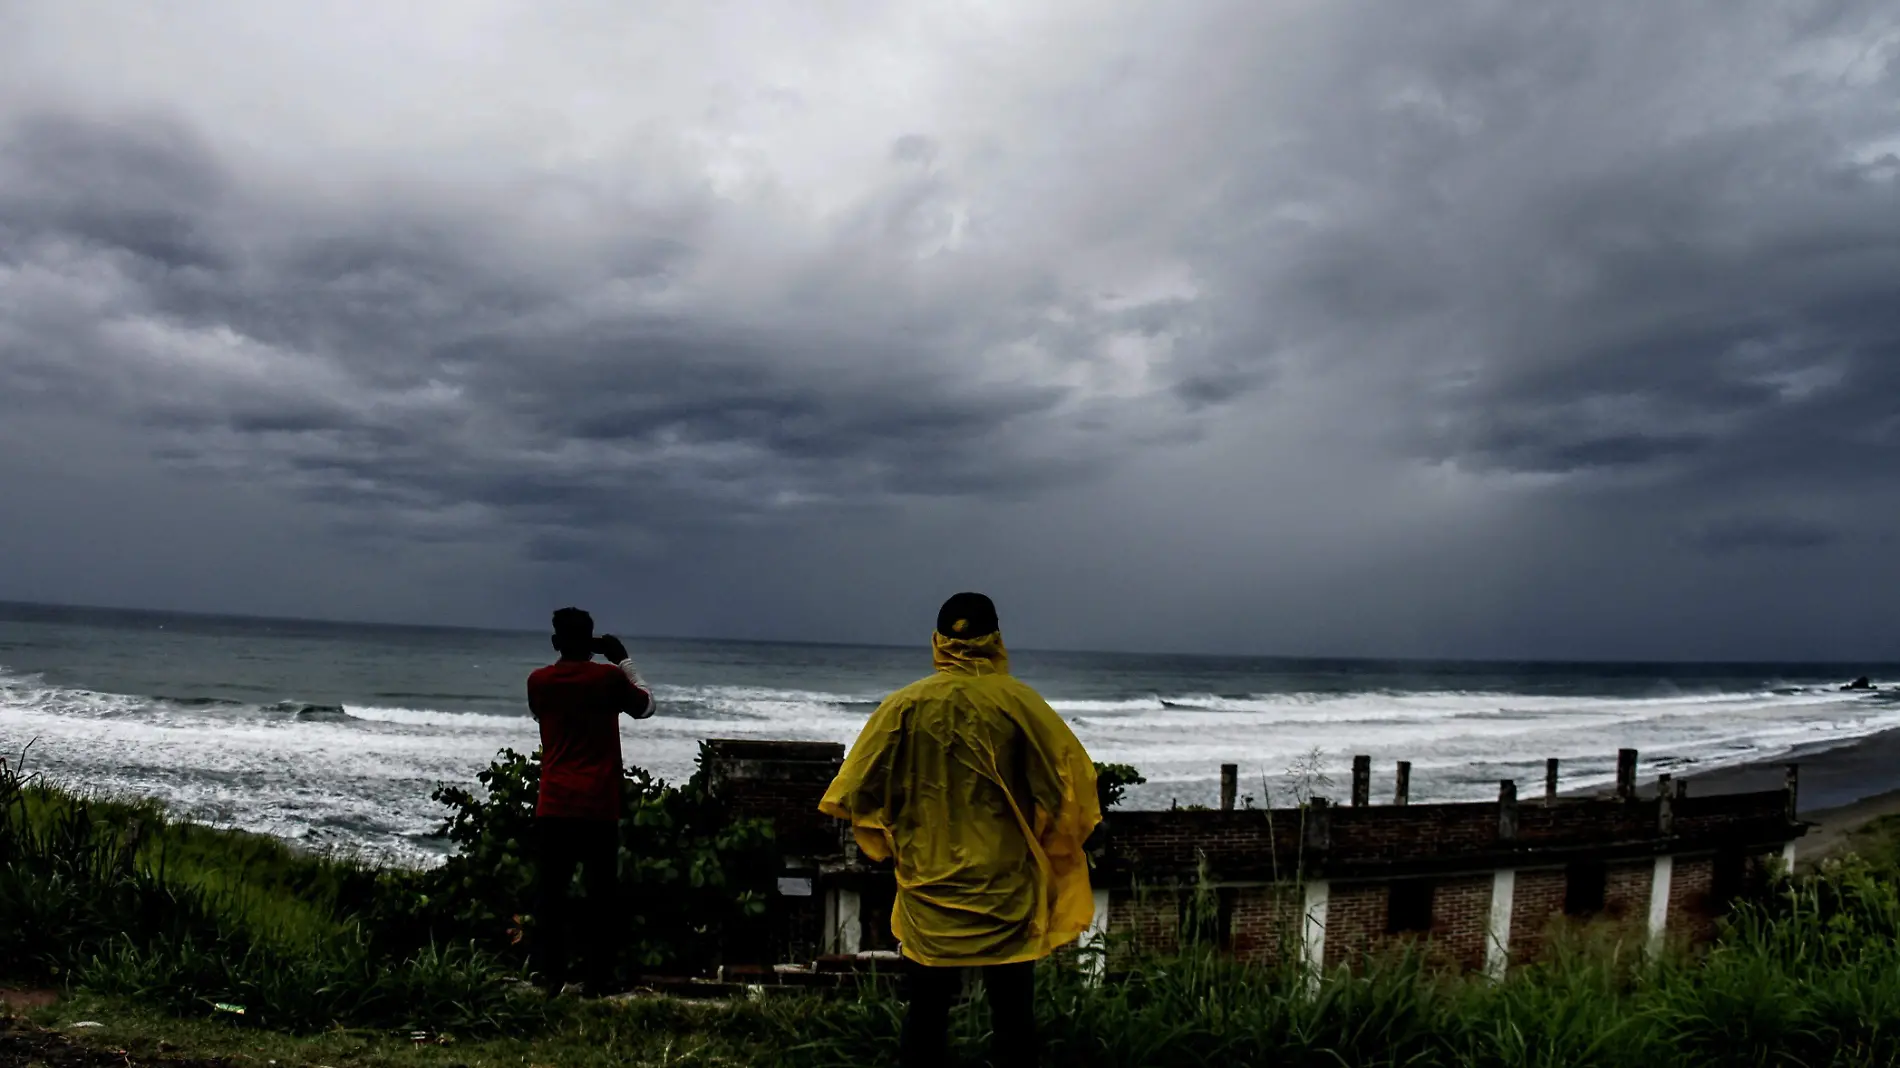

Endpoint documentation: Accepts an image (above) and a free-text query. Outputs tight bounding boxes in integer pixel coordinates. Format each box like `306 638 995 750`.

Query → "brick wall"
1670 793 1788 836
1508 868 1568 966
1317 875 1492 972
771 894 824 966
1107 886 1307 966
1329 803 1501 861
1228 885 1297 966
1108 865 1701 975
1321 882 1387 969
698 737 1800 885
1668 854 1717 947
695 736 1804 970
1102 811 1303 879
1504 860 1651 967
1510 801 1658 847
1101 790 1802 883
1603 858 1652 922
1109 891 1180 959
1431 874 1493 971
702 739 844 856
1098 850 1766 976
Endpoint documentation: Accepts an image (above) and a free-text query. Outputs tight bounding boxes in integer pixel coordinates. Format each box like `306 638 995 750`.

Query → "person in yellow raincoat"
820 593 1100 1068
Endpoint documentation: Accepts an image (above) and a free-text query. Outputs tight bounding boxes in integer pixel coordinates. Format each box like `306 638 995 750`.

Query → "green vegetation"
1092 763 1147 812
0 751 542 1036
12 746 1900 1065
357 746 779 971
0 742 780 1034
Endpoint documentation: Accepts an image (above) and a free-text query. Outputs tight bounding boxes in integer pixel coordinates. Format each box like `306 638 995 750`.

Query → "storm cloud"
1 1 1897 659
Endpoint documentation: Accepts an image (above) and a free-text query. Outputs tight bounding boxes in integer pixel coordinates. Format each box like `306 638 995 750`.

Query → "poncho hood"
930 630 1010 676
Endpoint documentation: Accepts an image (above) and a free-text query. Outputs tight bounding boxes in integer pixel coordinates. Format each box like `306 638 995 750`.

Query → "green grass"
27 910 1900 1068
1833 812 1900 872
10 781 360 945
15 750 1900 1065
1 763 543 1036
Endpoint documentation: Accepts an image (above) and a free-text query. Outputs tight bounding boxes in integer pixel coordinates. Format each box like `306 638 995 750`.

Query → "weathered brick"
700 739 1804 973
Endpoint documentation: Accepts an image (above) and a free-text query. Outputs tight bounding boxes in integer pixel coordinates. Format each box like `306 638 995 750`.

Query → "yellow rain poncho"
819 631 1101 966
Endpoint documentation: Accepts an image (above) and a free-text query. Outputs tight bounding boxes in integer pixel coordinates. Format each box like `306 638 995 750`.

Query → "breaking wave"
5 660 1899 863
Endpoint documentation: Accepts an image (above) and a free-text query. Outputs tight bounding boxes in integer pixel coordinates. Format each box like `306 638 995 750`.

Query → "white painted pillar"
1645 855 1673 958
1301 879 1330 992
1781 841 1797 872
1484 869 1515 980
837 888 863 955
821 889 840 954
1082 888 1111 983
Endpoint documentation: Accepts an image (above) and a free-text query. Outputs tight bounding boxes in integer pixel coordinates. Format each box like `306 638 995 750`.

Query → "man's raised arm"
595 634 656 720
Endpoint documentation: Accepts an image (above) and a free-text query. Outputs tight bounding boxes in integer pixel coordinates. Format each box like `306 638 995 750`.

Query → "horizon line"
0 597 1892 671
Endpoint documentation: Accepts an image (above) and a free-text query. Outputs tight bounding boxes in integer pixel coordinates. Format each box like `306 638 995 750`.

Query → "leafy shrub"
359 742 781 978
1094 763 1147 811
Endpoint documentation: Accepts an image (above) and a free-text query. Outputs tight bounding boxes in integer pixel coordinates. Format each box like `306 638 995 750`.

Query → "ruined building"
701 740 1807 978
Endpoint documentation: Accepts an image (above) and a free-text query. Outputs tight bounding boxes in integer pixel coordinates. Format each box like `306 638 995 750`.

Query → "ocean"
2 601 1896 865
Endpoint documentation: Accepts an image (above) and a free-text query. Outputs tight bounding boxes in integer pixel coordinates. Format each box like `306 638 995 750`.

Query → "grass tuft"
14 747 1900 1064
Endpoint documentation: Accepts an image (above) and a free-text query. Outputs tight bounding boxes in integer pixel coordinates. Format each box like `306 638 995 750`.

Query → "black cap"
936 592 999 639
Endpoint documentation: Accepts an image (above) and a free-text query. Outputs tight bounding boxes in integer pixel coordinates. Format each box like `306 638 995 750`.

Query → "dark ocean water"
2 601 1895 863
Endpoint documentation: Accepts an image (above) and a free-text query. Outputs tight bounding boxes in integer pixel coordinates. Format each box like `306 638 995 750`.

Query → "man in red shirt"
526 606 654 994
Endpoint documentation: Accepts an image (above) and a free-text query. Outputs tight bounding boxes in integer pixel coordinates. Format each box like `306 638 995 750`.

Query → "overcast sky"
1 1 1897 660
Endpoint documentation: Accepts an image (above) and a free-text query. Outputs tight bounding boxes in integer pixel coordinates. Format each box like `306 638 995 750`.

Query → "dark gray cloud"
1687 516 1841 555
1 1 1898 658
0 109 1206 540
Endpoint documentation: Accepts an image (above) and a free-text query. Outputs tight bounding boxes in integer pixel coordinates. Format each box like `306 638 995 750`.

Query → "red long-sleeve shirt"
527 659 653 820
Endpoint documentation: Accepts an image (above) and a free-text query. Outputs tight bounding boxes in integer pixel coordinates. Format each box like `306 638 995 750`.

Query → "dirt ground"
0 993 236 1068
0 1015 236 1068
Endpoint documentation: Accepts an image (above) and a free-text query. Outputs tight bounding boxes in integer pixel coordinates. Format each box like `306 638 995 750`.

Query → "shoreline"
1672 726 1900 866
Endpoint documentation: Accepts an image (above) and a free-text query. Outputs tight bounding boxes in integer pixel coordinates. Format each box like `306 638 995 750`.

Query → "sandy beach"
1672 726 1900 867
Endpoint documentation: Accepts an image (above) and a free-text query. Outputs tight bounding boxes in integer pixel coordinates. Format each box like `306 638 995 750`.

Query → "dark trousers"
532 816 619 990
900 960 1037 1068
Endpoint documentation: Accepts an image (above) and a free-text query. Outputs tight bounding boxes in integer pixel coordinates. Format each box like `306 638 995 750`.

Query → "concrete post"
1301 879 1330 993
1351 755 1371 807
823 888 863 955
1394 761 1411 806
838 889 862 955
1616 749 1639 800
1545 758 1559 802
1484 869 1515 980
1785 763 1800 820
1498 779 1518 840
1657 775 1674 835
1220 764 1238 812
1082 888 1111 983
1646 855 1673 959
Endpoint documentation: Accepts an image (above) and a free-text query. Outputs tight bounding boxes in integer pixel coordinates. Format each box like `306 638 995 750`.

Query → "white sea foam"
341 704 513 728
3 663 1896 863
1075 686 1900 807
